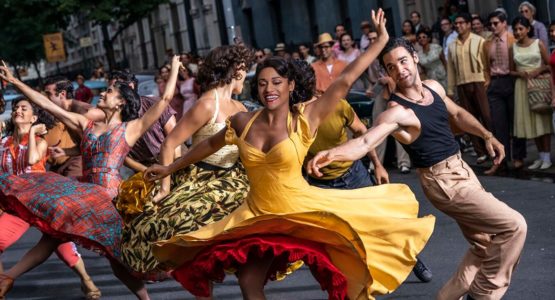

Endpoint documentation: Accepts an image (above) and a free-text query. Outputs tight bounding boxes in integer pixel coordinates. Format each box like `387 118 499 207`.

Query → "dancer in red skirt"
0 56 183 299
0 98 101 299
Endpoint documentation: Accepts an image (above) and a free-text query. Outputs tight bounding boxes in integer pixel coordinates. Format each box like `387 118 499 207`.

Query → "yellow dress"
154 105 435 299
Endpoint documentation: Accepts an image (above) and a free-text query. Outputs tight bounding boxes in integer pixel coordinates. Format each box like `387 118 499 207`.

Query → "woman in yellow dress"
145 10 435 299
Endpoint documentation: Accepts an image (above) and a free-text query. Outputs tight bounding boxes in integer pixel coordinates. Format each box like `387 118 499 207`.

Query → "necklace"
403 89 426 104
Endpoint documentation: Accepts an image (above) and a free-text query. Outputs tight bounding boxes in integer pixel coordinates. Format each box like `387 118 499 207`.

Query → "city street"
3 171 554 299
2 0 555 299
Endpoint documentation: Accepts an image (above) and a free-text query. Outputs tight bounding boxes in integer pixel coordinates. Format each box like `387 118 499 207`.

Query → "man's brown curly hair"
197 45 255 92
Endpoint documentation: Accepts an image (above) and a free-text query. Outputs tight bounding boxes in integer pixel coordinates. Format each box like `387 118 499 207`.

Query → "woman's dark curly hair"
113 81 141 122
0 93 5 114
197 45 255 92
512 16 534 38
251 56 315 111
402 19 416 35
416 27 433 42
5 98 56 136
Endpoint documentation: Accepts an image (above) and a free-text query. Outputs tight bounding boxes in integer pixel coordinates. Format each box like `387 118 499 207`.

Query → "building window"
170 2 184 52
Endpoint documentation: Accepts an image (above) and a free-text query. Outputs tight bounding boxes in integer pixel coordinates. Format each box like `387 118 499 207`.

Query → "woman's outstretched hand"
0 60 16 84
171 55 184 72
144 164 171 182
371 9 389 43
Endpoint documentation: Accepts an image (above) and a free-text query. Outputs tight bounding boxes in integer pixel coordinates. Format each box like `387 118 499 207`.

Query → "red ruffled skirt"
172 235 348 300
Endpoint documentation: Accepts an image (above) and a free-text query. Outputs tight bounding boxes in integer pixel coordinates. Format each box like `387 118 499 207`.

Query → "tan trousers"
417 153 527 300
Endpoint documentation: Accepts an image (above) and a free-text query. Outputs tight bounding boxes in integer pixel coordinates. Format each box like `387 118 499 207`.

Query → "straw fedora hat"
274 43 286 51
315 33 334 46
360 21 371 29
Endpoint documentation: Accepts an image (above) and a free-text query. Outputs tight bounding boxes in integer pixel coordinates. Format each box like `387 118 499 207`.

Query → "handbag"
527 73 552 113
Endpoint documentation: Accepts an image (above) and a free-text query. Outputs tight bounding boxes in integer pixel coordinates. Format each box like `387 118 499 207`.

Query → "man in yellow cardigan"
447 12 492 165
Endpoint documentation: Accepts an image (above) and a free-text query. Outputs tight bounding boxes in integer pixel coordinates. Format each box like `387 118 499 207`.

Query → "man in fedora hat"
359 21 372 51
274 43 288 58
311 32 347 94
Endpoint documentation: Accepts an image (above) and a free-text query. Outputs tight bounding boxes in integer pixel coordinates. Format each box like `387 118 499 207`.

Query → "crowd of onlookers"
2 1 554 175
230 1 555 174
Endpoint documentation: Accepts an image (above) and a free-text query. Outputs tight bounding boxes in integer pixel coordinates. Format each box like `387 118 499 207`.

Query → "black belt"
195 161 238 171
490 74 512 80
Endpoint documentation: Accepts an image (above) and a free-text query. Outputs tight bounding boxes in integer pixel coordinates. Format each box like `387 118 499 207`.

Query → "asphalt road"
2 170 554 299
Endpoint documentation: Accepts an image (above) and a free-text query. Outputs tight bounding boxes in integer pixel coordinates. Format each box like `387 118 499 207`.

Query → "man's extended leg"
419 154 527 300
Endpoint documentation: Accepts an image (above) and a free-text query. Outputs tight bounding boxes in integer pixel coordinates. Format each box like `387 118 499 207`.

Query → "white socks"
539 152 552 163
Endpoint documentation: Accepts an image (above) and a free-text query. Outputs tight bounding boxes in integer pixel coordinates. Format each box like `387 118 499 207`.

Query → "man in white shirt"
441 17 458 60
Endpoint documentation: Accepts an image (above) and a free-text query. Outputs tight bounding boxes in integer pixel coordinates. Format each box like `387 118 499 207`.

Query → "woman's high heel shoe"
81 278 101 300
0 274 14 299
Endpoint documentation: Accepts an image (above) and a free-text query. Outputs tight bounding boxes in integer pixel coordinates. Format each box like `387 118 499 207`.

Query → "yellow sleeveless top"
155 104 435 298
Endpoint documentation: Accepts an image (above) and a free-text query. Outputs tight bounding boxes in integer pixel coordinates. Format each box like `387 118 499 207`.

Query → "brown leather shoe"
483 165 498 176
484 163 507 176
0 274 14 299
512 159 524 169
484 164 506 176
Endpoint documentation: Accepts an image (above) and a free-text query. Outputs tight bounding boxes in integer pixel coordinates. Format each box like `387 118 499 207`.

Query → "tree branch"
109 24 128 43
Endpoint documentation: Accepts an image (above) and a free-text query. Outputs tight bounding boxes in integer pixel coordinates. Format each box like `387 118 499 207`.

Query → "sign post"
43 33 66 63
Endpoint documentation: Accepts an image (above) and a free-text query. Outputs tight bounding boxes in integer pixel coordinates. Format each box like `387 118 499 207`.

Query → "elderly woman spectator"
416 27 447 89
519 1 549 47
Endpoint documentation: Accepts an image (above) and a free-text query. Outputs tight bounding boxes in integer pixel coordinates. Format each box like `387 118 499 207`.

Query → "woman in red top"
0 98 100 299
549 22 555 138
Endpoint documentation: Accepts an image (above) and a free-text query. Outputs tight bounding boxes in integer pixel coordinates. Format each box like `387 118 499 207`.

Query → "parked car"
1 88 24 122
136 74 159 97
1 88 24 102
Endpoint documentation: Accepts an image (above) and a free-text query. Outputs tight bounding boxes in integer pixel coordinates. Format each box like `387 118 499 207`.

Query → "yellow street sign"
43 32 66 62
